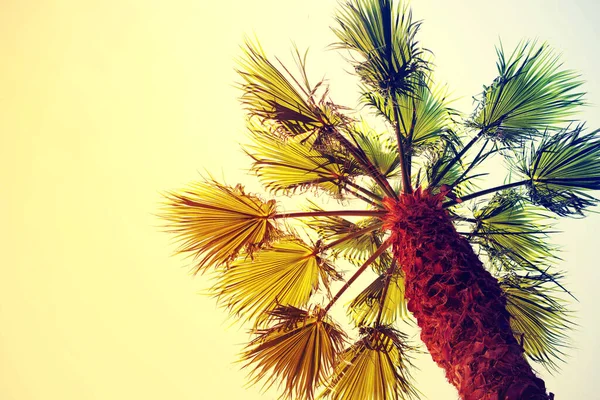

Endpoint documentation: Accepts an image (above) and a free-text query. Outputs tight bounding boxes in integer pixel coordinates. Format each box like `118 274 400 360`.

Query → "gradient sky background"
1 0 599 399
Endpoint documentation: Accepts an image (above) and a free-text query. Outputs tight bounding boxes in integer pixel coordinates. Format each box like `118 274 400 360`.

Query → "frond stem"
321 223 382 251
345 180 384 202
273 210 386 219
331 130 398 199
430 129 486 188
375 259 399 325
392 100 413 194
324 239 392 313
443 179 529 208
344 186 380 207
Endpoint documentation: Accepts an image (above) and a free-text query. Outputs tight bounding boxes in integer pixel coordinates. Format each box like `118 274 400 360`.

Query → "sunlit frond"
516 125 600 215
421 140 473 195
333 0 426 97
351 121 400 178
363 82 455 151
500 272 574 372
302 202 385 265
348 272 409 326
160 180 279 273
213 238 339 322
472 190 557 272
472 41 584 143
245 120 360 195
242 306 347 400
321 326 419 400
238 40 344 136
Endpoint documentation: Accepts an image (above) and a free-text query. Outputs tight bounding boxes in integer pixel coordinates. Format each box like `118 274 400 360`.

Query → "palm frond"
363 81 456 151
238 40 344 136
348 272 409 326
421 140 473 195
516 125 600 215
471 190 557 272
245 120 360 195
321 326 419 400
472 41 584 143
242 305 347 400
160 180 279 273
213 238 339 322
332 0 427 97
499 272 574 372
351 121 401 178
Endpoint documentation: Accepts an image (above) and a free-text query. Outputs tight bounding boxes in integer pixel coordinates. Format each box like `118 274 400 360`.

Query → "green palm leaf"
472 41 584 143
420 140 473 195
500 272 574 372
238 40 344 136
517 125 600 215
351 121 401 178
348 272 409 326
471 190 557 272
160 180 279 273
245 120 359 195
363 81 456 152
321 326 419 400
242 306 346 400
213 238 338 322
333 0 426 97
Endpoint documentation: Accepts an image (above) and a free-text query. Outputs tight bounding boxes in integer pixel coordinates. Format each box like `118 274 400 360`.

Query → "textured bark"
382 189 551 400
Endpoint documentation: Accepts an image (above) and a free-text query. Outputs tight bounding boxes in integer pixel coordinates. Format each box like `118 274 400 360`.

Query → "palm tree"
160 1 597 399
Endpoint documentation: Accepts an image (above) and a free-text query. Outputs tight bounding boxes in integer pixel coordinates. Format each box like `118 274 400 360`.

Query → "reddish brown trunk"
382 189 551 400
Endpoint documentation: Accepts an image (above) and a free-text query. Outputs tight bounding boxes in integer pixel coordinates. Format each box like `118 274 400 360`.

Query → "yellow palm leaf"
321 326 419 400
242 306 346 400
348 273 409 326
213 238 338 322
245 120 358 195
160 180 279 273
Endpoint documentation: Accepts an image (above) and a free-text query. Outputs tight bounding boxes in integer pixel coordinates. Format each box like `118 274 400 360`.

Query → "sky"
1 0 599 399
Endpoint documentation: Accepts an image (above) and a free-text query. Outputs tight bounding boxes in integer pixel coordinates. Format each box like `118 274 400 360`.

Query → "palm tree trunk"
383 189 552 400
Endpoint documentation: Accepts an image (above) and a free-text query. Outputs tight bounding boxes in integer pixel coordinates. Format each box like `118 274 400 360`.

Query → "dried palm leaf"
242 306 346 400
160 179 279 273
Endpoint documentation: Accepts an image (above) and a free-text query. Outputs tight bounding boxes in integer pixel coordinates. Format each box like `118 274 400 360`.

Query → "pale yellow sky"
1 1 599 399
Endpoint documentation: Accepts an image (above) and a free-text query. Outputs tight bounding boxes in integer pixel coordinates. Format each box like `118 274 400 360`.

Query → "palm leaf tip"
517 125 600 216
321 325 420 400
472 40 584 143
242 305 347 400
500 272 575 372
212 238 339 323
159 179 279 273
333 0 427 98
237 40 345 137
471 190 557 271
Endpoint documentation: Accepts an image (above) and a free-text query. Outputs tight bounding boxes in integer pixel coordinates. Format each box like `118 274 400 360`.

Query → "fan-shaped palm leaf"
245 120 360 195
363 82 455 151
517 125 600 215
242 306 346 400
351 121 401 178
238 40 343 136
500 272 574 372
348 272 409 326
421 140 473 195
321 326 419 400
160 180 279 273
472 41 584 143
213 238 338 322
471 190 557 272
332 0 426 97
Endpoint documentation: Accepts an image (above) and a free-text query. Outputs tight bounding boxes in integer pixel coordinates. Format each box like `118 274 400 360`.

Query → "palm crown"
161 1 598 399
